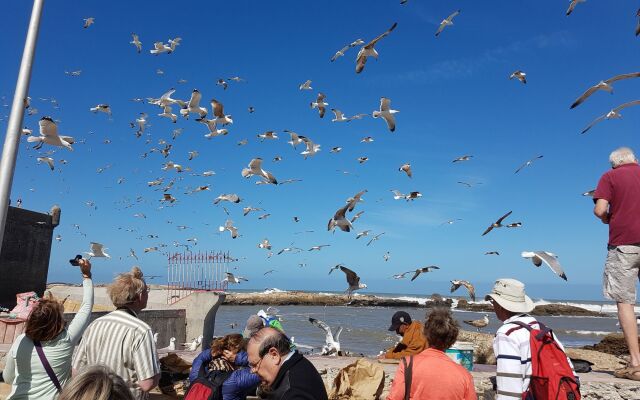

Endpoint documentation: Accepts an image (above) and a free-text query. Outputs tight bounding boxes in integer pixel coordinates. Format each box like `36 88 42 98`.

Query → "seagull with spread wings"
355 22 398 73
180 89 207 119
328 204 353 233
570 72 640 108
130 33 142 53
514 155 543 174
85 242 110 258
435 10 460 37
366 232 385 247
450 280 476 301
210 99 233 126
299 80 312 90
372 97 399 132
339 265 367 297
27 117 74 150
214 193 241 204
219 220 239 239
482 211 520 236
399 163 412 178
581 100 640 134
566 0 586 16
223 272 247 284
310 93 328 118
522 251 568 281
37 157 55 171
241 158 277 185
309 318 342 355
409 266 440 281
83 17 94 29
509 70 527 84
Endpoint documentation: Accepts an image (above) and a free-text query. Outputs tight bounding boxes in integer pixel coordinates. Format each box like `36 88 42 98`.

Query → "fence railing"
166 250 231 304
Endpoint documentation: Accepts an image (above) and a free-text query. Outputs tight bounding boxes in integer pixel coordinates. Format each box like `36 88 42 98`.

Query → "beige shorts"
603 244 640 304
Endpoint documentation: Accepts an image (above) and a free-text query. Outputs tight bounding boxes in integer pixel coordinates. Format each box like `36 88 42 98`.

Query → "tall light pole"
0 0 45 254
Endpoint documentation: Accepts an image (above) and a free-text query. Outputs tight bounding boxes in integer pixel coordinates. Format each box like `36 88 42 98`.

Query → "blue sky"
1 1 639 300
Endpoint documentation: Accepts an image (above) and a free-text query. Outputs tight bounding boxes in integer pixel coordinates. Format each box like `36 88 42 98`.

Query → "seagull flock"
6 3 638 338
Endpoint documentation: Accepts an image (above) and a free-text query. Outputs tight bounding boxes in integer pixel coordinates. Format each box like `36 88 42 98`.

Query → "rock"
583 333 640 357
531 304 604 317
456 299 493 312
565 348 625 372
457 330 496 365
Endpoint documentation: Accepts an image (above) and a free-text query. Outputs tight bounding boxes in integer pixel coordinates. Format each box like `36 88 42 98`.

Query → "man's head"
107 266 148 312
243 315 265 338
423 308 459 351
388 311 412 335
485 278 534 321
609 147 637 168
247 327 291 386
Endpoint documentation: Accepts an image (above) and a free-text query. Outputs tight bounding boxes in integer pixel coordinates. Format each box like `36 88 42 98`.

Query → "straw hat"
484 278 534 313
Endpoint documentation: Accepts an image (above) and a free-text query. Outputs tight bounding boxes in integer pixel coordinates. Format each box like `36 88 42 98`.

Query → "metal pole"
0 0 45 253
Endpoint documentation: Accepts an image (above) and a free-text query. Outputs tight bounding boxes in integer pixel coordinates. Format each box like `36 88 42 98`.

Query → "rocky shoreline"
223 291 606 317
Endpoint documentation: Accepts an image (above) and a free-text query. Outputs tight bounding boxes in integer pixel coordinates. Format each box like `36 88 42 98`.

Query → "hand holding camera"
69 255 92 278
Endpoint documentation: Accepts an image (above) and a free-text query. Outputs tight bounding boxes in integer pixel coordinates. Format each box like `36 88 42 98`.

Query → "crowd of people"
1 146 639 399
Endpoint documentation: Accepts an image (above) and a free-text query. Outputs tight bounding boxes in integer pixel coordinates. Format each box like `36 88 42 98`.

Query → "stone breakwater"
223 292 605 317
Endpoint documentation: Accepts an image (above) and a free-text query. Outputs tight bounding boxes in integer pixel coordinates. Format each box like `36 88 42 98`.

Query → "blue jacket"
190 350 261 400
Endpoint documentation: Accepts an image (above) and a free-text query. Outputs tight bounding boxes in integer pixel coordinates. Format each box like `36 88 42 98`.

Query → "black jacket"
264 351 328 400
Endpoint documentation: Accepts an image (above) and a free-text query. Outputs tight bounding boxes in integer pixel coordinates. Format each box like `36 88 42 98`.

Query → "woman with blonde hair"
189 333 260 400
2 259 94 399
58 365 133 400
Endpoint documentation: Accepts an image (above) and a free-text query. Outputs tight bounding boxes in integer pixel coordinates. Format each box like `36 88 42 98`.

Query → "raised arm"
67 259 94 344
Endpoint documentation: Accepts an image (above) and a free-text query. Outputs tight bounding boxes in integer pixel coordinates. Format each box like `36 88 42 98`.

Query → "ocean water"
210 290 625 356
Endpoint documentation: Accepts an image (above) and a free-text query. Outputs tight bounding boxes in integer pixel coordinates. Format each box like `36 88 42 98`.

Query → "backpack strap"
33 341 62 393
401 355 413 400
505 320 537 336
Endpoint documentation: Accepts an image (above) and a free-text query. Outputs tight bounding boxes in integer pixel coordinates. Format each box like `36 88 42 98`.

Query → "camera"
69 254 83 266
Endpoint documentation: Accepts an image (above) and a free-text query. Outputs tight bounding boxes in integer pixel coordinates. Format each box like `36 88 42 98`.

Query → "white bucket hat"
484 278 534 313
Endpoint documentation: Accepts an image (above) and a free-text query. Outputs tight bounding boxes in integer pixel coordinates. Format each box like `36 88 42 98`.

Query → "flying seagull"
309 317 342 356
521 251 568 281
258 238 272 250
399 163 412 178
85 242 110 258
485 251 500 256
28 117 74 150
570 72 640 109
509 70 527 84
453 155 473 163
36 157 55 171
310 93 328 118
299 80 312 90
241 158 277 185
463 314 489 332
90 104 112 116
130 33 142 53
566 0 586 16
409 266 440 281
210 99 233 126
223 272 248 284
581 100 640 134
482 211 520 236
180 89 207 119
514 155 543 174
218 220 238 238
83 17 94 29
372 97 399 132
330 38 364 62
636 9 640 36
339 265 367 297
450 280 476 301
366 232 385 247
355 22 398 73
435 10 460 37
214 193 241 205
328 204 353 233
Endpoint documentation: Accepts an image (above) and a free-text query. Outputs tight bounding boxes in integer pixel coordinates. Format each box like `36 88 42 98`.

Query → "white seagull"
219 220 239 239
581 100 640 134
90 104 112 116
158 105 177 123
309 318 342 355
355 22 398 73
435 10 460 37
223 272 248 284
409 266 439 281
463 314 489 332
37 157 55 171
85 242 110 258
299 80 313 90
570 72 640 109
521 251 568 281
372 97 398 132
211 99 233 126
566 0 586 16
241 158 277 185
310 93 328 118
130 33 142 53
83 17 94 29
180 89 207 119
28 117 74 150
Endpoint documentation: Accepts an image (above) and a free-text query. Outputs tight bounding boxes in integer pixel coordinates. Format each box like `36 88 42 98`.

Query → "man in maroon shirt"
593 146 640 379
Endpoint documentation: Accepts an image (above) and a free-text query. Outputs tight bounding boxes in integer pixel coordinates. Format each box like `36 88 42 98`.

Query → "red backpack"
509 321 580 400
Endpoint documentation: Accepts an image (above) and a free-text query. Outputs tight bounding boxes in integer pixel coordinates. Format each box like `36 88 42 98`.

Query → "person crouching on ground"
387 308 476 400
189 333 260 400
247 327 327 400
380 311 426 359
486 278 576 399
3 258 94 400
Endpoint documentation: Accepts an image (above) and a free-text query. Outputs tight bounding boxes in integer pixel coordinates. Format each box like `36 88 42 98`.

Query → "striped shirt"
72 309 160 400
493 314 575 399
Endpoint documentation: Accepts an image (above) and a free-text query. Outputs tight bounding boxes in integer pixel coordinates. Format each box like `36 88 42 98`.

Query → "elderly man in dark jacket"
247 327 327 400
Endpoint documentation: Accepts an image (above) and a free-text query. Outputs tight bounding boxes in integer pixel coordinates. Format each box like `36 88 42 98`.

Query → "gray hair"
609 147 637 168
250 327 291 357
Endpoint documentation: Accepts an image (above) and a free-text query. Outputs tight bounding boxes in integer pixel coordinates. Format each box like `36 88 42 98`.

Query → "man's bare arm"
594 198 610 224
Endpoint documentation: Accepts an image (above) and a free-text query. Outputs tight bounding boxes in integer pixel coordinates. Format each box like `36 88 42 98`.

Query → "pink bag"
10 291 40 319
